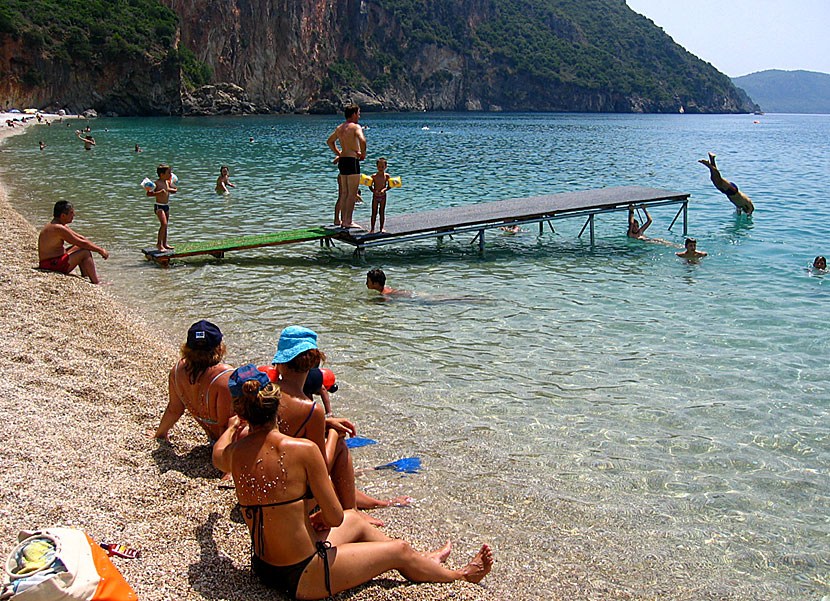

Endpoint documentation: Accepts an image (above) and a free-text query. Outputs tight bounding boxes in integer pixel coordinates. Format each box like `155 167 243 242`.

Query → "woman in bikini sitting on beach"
271 326 412 520
153 320 235 442
213 365 493 600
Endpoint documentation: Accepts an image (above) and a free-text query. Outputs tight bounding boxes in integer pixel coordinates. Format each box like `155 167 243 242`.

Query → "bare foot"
425 540 451 564
156 245 165 251
164 245 174 250
380 228 388 233
461 544 493 583
369 228 375 234
347 222 363 229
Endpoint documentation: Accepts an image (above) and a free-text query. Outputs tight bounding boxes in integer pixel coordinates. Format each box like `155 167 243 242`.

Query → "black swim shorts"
154 203 170 215
337 156 360 176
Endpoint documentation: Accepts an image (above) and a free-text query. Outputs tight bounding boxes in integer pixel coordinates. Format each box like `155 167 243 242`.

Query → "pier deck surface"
142 186 689 263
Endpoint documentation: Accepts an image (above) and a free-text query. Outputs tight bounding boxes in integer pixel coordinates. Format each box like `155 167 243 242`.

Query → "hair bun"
242 380 261 394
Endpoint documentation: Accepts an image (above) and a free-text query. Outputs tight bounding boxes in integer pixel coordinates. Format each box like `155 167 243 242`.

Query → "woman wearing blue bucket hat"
271 326 411 516
213 364 493 599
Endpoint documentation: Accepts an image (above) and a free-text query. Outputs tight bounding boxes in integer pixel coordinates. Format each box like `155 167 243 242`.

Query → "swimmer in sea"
698 153 754 215
215 165 236 195
812 256 826 272
366 268 412 297
676 238 708 260
627 204 652 240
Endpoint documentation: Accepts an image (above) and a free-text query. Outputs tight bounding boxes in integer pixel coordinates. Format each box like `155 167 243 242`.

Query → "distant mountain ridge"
732 70 830 114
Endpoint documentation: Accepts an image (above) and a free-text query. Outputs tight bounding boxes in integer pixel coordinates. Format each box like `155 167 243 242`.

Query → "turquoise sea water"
2 113 828 599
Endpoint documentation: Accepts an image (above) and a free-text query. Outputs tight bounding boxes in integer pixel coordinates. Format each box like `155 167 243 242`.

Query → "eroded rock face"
162 0 752 114
0 35 182 115
182 82 269 115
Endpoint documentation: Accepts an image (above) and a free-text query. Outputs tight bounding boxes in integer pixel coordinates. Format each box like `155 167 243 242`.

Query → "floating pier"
142 186 690 265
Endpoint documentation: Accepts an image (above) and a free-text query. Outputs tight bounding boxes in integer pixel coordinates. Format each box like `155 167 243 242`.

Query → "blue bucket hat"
228 363 272 397
186 320 222 349
272 326 318 365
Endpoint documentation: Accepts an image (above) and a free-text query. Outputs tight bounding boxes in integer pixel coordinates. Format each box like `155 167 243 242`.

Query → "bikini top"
239 489 314 557
290 399 317 437
173 363 233 426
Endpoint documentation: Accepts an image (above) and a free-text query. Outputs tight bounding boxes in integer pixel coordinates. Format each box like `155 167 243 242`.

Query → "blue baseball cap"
228 363 272 397
272 326 318 365
186 320 222 349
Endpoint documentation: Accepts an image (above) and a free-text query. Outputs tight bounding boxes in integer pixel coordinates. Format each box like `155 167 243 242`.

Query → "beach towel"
2 528 137 601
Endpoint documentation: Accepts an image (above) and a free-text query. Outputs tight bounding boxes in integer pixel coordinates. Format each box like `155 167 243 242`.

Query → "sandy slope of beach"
0 122 496 600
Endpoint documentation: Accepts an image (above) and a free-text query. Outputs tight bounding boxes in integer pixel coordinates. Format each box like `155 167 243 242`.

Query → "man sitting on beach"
38 200 108 284
366 268 412 297
698 152 754 215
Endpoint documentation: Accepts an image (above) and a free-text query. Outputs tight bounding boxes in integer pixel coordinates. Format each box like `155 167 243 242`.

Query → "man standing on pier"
38 201 108 284
327 104 366 229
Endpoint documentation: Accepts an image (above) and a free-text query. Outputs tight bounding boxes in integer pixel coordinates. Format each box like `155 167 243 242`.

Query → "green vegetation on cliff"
732 70 830 114
335 0 752 112
0 0 209 89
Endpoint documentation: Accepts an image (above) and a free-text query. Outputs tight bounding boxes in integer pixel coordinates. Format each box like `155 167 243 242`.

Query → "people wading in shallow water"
212 365 493 600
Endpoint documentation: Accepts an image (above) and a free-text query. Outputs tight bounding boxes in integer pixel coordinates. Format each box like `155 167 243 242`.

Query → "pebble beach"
0 120 499 601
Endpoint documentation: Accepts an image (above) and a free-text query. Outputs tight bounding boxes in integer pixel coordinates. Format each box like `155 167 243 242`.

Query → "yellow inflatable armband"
388 176 402 188
359 174 373 186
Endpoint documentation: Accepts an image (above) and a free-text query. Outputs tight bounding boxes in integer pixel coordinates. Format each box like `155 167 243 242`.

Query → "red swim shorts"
39 253 72 274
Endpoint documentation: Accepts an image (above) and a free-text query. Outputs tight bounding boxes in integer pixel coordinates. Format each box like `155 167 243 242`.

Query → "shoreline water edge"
0 121 497 601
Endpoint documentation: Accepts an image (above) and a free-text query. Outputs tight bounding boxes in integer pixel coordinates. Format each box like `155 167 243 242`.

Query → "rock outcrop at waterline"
1 0 757 115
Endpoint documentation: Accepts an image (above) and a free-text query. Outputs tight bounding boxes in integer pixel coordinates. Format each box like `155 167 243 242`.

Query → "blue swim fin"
374 457 421 474
346 437 378 449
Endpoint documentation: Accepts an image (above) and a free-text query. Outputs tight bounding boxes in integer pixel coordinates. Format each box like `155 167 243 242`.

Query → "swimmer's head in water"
685 238 697 249
814 256 826 270
366 268 386 290
220 165 229 175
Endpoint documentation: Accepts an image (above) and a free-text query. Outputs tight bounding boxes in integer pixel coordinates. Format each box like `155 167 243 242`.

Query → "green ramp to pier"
142 226 335 263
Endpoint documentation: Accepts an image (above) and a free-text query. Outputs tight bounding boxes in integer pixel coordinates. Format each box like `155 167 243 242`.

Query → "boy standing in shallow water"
148 164 177 251
369 157 391 233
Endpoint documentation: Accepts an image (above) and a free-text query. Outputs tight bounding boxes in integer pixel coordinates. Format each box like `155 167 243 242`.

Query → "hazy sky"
625 0 830 77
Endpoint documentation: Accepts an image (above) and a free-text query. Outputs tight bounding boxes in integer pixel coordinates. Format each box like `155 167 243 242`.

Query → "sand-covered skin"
0 123 496 600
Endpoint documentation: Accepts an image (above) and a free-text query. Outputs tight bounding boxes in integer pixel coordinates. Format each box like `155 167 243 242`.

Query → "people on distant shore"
812 256 826 272
327 104 366 229
76 131 95 150
698 152 754 215
215 165 236 195
271 326 411 517
366 268 412 297
147 164 176 251
676 238 707 260
38 201 108 284
369 157 391 234
153 320 236 443
212 367 493 600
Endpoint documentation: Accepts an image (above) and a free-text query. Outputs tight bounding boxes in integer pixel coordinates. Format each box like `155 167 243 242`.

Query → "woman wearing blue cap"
153 320 235 443
271 326 411 517
213 364 493 600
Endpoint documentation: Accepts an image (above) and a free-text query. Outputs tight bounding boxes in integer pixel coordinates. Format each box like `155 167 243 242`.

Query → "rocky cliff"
0 0 756 115
163 0 756 114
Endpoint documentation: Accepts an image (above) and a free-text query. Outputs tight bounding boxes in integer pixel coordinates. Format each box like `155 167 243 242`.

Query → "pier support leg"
539 222 543 236
478 229 485 254
683 201 688 236
589 214 595 248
